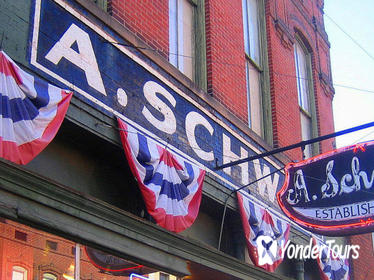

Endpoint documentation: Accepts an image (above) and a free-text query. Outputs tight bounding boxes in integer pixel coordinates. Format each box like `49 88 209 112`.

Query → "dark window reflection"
0 219 179 280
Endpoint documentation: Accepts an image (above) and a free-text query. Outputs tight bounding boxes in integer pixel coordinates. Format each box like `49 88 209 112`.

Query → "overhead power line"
215 121 374 170
5 9 374 97
324 13 374 63
333 83 374 94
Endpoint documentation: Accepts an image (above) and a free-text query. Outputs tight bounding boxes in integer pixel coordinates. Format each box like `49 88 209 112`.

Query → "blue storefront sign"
278 141 374 235
29 0 284 206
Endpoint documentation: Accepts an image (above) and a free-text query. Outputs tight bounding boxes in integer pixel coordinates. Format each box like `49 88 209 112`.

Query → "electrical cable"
3 5 373 251
351 129 374 145
324 13 374 63
4 5 374 99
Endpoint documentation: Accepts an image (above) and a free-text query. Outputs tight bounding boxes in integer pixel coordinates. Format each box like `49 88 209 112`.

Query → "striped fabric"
237 192 290 272
118 118 205 233
0 51 72 164
314 238 350 280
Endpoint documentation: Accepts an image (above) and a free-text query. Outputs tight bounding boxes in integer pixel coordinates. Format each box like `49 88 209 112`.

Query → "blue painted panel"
28 0 285 205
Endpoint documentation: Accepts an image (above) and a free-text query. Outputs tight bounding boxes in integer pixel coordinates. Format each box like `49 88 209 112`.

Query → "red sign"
85 247 156 276
277 141 374 236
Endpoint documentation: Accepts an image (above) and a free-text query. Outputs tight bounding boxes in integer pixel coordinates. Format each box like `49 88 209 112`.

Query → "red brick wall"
205 0 249 124
266 0 301 160
266 0 334 160
107 0 335 161
108 0 169 59
350 234 374 279
0 223 34 280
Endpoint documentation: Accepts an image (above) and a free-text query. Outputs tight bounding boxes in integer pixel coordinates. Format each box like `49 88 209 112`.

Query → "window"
242 0 266 137
43 273 57 280
1 219 186 280
160 272 170 280
169 0 193 79
15 230 27 242
46 240 58 251
12 266 27 280
169 0 207 90
148 272 178 280
243 0 260 65
294 38 315 158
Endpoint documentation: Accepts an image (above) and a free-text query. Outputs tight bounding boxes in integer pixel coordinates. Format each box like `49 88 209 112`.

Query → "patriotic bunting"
0 51 72 165
237 192 290 272
314 238 350 280
118 118 205 233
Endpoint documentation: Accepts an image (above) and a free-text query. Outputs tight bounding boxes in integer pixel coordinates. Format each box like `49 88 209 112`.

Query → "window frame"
42 272 58 280
45 240 58 251
168 0 207 91
293 35 319 158
12 266 27 280
242 0 272 141
245 58 263 136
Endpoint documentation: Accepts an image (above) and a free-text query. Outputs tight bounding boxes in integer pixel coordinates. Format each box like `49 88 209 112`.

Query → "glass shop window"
0 219 179 280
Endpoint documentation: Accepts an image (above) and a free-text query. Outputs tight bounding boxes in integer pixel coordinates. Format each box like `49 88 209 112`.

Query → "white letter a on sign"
45 23 106 95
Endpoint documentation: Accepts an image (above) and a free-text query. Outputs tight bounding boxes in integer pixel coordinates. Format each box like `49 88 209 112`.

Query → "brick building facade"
0 0 354 279
106 0 335 160
349 234 374 279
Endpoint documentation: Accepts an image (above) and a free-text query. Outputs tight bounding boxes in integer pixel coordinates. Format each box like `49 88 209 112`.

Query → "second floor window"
169 0 194 80
294 39 313 158
169 0 207 91
242 0 263 136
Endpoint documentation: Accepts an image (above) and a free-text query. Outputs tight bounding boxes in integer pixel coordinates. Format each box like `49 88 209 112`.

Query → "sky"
324 0 374 148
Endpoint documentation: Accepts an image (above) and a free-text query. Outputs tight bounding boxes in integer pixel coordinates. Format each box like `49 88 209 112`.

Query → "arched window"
43 273 58 280
12 266 27 280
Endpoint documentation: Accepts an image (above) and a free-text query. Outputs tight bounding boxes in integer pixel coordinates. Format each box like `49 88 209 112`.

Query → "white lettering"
142 81 176 134
253 159 279 203
325 240 335 255
185 111 214 161
281 238 359 260
45 23 106 95
222 134 249 185
321 160 339 198
294 200 374 221
287 169 310 205
302 239 313 259
351 245 360 259
281 240 291 258
286 243 296 259
340 156 374 195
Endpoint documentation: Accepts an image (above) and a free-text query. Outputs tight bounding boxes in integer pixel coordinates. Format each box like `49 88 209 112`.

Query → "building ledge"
0 159 293 280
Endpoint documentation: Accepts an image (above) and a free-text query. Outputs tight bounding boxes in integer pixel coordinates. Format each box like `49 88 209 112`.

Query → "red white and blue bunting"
237 192 290 272
118 118 205 233
314 238 350 280
0 51 72 164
